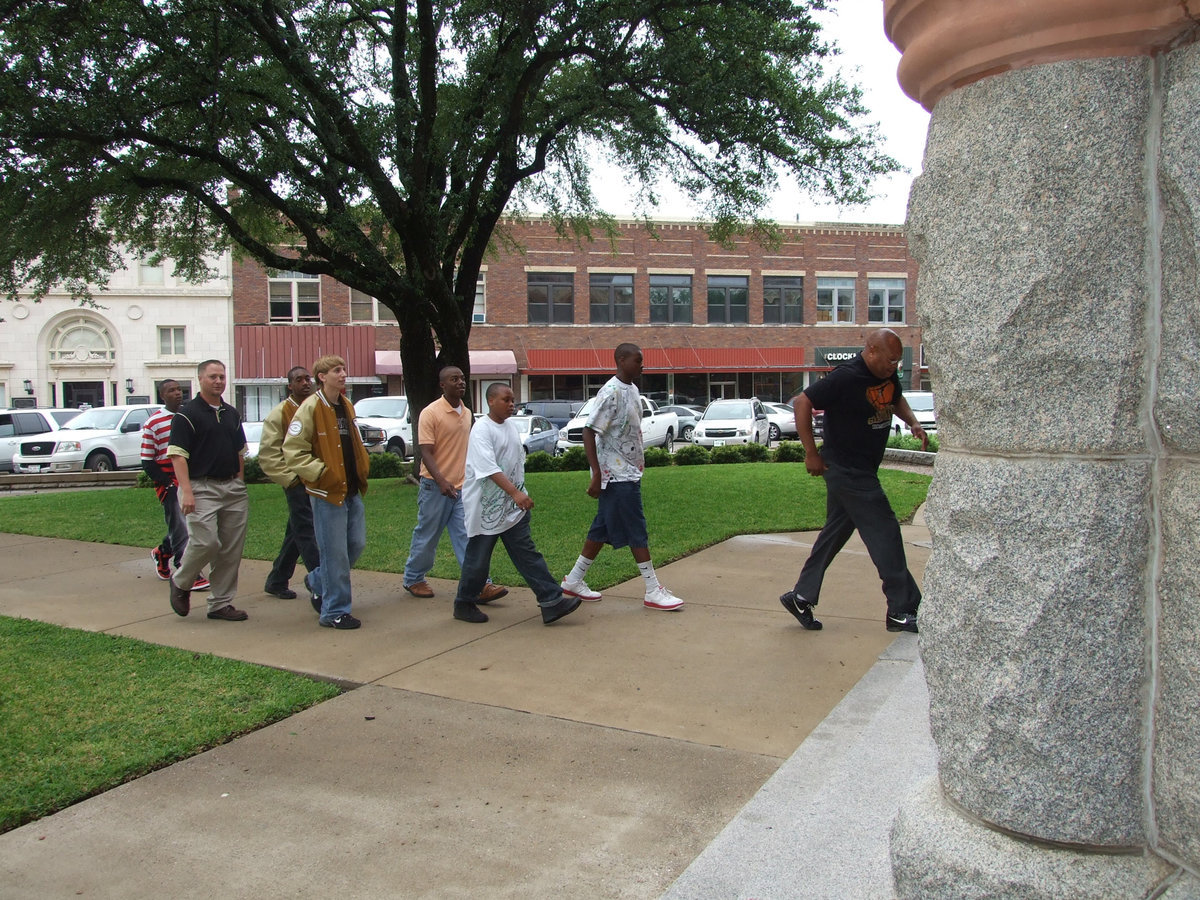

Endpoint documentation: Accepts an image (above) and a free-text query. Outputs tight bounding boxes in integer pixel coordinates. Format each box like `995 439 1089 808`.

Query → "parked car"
243 419 383 459
657 404 705 443
509 415 558 455
353 395 413 458
242 421 264 458
692 398 770 448
0 408 83 473
763 402 800 441
516 400 582 431
556 396 678 453
892 390 937 435
13 403 161 473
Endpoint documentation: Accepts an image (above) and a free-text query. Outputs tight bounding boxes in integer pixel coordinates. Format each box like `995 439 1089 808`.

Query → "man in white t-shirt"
453 383 583 626
560 342 683 610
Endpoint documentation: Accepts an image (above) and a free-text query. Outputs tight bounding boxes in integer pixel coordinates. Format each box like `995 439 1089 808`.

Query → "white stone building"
1 253 233 409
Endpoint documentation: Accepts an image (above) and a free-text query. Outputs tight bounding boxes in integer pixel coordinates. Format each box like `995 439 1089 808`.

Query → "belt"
195 475 236 482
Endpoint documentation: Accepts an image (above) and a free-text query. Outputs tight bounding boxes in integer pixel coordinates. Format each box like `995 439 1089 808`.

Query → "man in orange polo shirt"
402 365 507 603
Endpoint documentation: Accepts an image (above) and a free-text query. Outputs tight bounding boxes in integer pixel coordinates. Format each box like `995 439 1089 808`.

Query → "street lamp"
125 378 134 394
23 379 33 395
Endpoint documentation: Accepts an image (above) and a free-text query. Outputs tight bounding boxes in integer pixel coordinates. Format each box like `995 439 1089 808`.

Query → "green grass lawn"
0 462 929 833
0 463 931 590
0 616 340 833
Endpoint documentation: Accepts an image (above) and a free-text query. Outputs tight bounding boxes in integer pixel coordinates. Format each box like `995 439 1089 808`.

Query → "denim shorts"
586 480 648 550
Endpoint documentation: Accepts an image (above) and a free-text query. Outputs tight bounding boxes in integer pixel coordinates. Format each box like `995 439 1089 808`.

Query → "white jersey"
585 375 644 486
462 415 526 536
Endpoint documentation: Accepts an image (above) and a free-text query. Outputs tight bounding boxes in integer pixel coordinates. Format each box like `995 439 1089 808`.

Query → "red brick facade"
232 218 922 409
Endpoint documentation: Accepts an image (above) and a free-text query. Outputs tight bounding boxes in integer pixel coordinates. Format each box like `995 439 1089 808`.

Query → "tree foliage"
0 0 897 415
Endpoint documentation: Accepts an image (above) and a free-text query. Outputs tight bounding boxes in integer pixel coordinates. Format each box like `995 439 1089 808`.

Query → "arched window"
48 316 116 364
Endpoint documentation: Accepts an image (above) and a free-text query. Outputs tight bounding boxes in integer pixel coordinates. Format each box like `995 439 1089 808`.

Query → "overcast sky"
593 3 931 226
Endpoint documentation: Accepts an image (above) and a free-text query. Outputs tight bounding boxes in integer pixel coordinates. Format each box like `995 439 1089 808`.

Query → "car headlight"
58 441 81 452
558 428 567 440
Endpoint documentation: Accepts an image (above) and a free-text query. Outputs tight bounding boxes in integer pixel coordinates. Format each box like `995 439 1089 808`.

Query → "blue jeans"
158 486 190 567
403 477 467 586
455 512 562 608
310 493 366 623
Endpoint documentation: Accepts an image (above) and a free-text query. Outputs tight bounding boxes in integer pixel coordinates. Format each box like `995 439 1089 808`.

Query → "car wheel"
768 423 780 442
681 424 694 442
662 428 674 453
85 451 115 472
387 439 406 457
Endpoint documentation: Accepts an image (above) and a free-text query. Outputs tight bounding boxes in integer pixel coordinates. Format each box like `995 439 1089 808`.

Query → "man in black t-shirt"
166 359 250 622
783 329 927 634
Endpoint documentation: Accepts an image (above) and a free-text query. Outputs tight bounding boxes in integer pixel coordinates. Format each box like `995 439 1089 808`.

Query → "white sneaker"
561 578 602 601
644 585 683 610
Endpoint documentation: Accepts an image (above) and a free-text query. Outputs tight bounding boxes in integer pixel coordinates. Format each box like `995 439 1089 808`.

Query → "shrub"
558 446 591 471
742 441 770 463
524 450 558 472
368 451 404 479
136 471 154 489
886 433 939 453
672 443 711 466
773 441 807 463
709 445 747 464
242 455 269 483
643 447 672 468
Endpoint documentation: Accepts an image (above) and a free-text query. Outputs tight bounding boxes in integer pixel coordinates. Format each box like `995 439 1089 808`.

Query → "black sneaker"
541 594 583 625
320 613 361 630
304 573 322 614
780 590 822 630
454 602 489 623
885 612 918 633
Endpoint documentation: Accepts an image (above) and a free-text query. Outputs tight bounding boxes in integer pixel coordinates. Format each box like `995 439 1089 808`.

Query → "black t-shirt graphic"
335 398 360 497
803 354 900 473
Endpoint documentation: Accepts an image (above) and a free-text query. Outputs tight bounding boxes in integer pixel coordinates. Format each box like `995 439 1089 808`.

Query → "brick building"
230 218 922 417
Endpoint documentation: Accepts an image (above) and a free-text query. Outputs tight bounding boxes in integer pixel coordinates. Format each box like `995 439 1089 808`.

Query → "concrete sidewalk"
0 511 931 898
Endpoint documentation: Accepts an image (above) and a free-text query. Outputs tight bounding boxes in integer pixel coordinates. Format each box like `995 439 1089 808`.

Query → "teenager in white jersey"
452 383 583 626
561 343 683 610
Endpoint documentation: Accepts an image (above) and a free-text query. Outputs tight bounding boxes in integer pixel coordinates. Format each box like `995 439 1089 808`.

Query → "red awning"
234 325 378 379
524 347 815 373
374 349 518 376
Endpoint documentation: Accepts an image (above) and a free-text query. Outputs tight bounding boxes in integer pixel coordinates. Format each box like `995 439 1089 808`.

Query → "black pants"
794 462 921 617
265 481 321 592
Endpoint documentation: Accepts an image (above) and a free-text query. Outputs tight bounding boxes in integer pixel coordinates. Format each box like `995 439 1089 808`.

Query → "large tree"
0 0 895 420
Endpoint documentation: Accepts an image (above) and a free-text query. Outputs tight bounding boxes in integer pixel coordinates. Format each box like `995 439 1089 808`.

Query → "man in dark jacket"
784 328 927 634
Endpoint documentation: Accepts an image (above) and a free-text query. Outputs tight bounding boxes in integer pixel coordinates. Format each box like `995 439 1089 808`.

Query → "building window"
236 385 286 422
706 275 749 324
473 272 487 323
158 326 185 356
589 273 634 324
763 275 804 324
816 277 855 323
527 272 575 324
350 288 397 323
868 278 906 324
139 262 165 286
269 270 321 323
48 316 116 363
649 274 692 324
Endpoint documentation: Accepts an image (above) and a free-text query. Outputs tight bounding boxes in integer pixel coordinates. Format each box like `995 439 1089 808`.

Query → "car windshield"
575 398 596 418
703 402 751 420
62 407 125 430
354 397 408 418
510 417 531 434
52 410 83 426
242 423 263 442
906 394 935 411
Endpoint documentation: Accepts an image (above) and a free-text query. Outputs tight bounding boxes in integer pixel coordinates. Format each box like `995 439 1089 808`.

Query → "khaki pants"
176 477 249 613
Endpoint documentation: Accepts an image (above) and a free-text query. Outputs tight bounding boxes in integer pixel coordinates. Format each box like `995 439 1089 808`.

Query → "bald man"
783 328 927 634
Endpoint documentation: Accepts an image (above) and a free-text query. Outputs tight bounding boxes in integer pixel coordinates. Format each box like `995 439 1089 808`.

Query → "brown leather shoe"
207 605 249 621
478 582 509 604
404 581 435 598
169 577 190 617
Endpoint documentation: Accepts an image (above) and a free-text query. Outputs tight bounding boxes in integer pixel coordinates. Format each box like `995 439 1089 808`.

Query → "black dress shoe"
207 605 249 621
265 587 298 599
541 594 582 625
169 577 190 617
453 602 489 623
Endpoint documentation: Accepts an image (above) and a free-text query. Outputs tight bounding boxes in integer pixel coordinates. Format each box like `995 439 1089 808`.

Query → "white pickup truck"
555 396 679 455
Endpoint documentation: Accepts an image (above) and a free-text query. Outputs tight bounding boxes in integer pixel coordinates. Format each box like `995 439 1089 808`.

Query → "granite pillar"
886 24 1200 900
